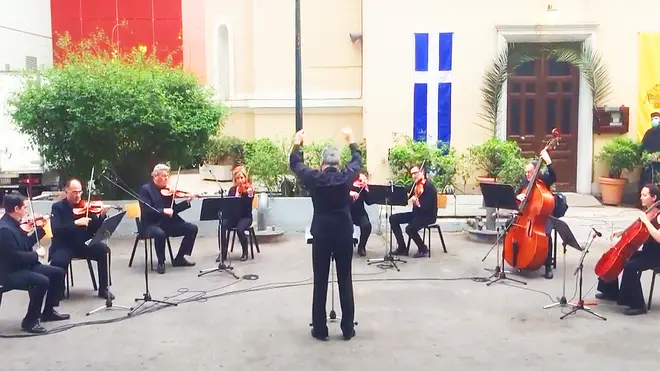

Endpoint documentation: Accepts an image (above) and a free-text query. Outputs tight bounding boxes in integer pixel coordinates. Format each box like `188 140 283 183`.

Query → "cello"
594 200 660 282
503 128 561 270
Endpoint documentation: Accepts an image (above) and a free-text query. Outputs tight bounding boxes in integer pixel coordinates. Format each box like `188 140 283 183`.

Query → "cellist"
514 149 557 279
595 184 660 315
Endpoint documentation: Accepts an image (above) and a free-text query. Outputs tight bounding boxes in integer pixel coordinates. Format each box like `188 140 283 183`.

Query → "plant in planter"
466 137 522 182
595 137 643 205
244 137 289 194
200 135 245 181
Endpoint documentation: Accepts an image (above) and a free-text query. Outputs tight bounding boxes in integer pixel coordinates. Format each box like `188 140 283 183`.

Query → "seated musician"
0 193 69 333
514 149 557 279
49 179 115 300
218 165 255 262
390 165 438 258
349 172 373 257
595 183 660 315
138 164 198 274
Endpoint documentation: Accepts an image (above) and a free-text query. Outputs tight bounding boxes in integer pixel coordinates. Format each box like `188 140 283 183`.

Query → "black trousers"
220 217 252 257
353 214 371 251
146 221 198 263
597 248 660 309
2 264 65 325
50 243 110 292
311 235 355 334
389 211 430 251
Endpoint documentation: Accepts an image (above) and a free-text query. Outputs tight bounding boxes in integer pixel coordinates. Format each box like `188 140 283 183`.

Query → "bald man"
49 179 114 300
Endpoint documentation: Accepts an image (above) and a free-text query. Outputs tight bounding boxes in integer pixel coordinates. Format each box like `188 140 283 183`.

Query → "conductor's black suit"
289 142 362 340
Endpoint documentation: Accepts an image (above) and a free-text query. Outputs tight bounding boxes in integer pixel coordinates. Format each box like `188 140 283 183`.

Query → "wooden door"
507 57 579 192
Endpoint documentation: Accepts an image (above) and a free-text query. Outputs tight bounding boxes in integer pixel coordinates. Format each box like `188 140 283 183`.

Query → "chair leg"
252 228 261 253
649 272 657 310
86 260 98 291
128 237 139 267
230 231 237 253
425 227 431 258
65 263 72 299
436 226 448 253
108 251 112 287
167 238 175 264
249 228 255 259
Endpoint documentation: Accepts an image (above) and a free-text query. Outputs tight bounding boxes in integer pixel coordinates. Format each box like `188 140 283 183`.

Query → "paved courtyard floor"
2 209 660 370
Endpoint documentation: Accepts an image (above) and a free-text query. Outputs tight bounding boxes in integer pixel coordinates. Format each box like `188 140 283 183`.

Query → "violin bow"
84 167 95 222
98 167 161 214
170 167 182 208
25 179 45 258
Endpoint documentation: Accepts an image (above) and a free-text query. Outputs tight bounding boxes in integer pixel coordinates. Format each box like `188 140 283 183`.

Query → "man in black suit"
390 165 438 258
138 164 198 274
0 193 69 333
290 128 361 341
49 179 115 300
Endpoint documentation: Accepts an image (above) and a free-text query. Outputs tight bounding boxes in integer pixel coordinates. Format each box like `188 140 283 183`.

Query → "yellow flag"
637 33 660 141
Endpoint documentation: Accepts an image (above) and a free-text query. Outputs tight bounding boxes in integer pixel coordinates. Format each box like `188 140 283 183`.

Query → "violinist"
513 149 557 279
595 184 660 315
218 165 255 262
390 165 438 258
0 193 69 333
138 164 198 274
49 179 115 300
350 172 373 256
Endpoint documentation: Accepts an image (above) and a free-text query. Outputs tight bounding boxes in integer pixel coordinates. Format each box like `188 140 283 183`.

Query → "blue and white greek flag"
413 32 453 146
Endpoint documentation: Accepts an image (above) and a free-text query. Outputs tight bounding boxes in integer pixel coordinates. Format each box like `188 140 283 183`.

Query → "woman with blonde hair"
218 164 255 262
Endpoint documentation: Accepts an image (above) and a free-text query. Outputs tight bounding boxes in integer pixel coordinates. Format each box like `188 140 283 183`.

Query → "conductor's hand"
294 130 305 146
516 194 526 202
163 208 174 217
74 217 91 227
342 128 355 144
350 191 359 201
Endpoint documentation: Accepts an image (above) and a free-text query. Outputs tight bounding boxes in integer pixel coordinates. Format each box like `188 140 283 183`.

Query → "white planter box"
199 164 232 181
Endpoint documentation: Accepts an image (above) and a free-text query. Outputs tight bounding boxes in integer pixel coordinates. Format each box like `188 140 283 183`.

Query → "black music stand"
198 196 241 279
479 182 527 286
86 211 134 316
366 183 408 271
549 217 606 321
543 216 584 312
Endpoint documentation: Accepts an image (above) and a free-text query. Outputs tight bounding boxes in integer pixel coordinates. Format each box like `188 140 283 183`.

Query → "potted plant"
595 137 643 205
200 135 245 181
466 138 522 183
429 143 457 208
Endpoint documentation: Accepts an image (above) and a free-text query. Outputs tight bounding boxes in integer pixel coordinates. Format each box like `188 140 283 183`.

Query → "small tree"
8 32 226 196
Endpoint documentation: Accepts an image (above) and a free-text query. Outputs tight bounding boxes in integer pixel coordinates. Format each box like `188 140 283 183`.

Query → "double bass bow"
503 128 561 271
594 200 660 282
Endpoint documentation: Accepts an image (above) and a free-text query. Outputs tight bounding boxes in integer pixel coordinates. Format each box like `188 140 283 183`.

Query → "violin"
160 185 195 198
73 200 122 216
20 214 49 233
503 128 561 271
236 182 255 197
352 174 369 191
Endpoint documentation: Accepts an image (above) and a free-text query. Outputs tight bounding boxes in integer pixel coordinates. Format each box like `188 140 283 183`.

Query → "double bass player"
595 184 660 315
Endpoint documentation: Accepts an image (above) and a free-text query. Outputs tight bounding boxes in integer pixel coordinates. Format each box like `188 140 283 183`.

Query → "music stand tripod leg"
86 248 133 316
543 243 574 310
198 218 239 279
367 202 405 271
128 238 178 316
485 216 526 287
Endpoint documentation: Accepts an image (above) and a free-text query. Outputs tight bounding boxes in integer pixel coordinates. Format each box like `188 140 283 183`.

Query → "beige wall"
183 0 660 193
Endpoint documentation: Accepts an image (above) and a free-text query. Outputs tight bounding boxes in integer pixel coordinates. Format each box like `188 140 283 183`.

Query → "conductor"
289 128 362 341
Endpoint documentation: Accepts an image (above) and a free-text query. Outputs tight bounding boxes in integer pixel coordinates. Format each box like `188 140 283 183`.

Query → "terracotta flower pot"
478 176 497 183
437 194 448 209
598 176 627 206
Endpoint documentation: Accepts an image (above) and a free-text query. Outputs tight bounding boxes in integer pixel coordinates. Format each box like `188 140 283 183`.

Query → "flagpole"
295 0 303 133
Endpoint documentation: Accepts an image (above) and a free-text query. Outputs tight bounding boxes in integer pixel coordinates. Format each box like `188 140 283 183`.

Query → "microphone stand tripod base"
560 300 607 321
86 296 133 316
128 292 178 316
198 262 240 279
485 267 527 286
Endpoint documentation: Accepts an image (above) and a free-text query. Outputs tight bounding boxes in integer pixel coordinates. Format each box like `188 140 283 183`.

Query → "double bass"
503 128 561 270
594 200 660 282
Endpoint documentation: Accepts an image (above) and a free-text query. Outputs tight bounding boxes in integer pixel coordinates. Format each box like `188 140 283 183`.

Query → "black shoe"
357 247 366 257
157 262 166 274
21 321 46 334
342 328 356 340
172 256 196 267
311 328 329 341
391 248 408 256
41 309 70 322
544 266 553 279
624 307 648 315
98 289 115 300
595 292 617 301
240 252 248 261
413 248 429 258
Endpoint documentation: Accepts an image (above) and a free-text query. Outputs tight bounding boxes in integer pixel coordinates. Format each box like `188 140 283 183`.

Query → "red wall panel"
51 0 183 66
